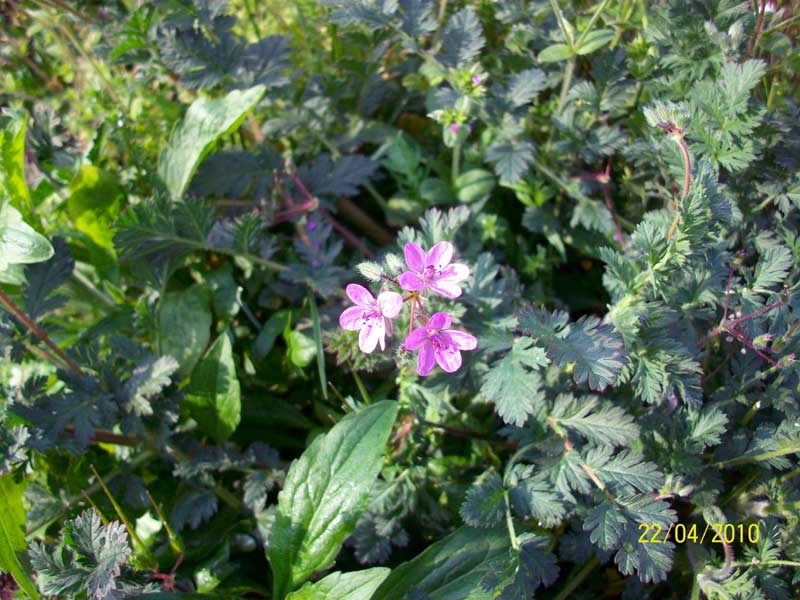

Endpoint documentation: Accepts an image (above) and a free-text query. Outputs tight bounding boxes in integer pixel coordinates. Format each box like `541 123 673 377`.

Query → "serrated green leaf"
158 85 266 199
184 333 241 443
480 336 548 427
287 568 389 600
0 475 40 600
460 472 505 528
537 43 572 63
370 526 511 600
269 401 398 599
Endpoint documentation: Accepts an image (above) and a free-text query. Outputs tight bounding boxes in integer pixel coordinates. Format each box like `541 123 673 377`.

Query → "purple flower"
404 312 477 376
472 75 481 85
450 123 460 134
398 241 470 299
339 284 403 353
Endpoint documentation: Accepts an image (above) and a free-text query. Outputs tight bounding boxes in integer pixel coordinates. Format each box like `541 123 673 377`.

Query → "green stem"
451 143 461 186
714 443 800 468
556 57 576 113
574 0 612 49
552 557 599 600
351 365 371 404
503 490 519 550
243 0 262 38
732 560 800 569
762 13 800 35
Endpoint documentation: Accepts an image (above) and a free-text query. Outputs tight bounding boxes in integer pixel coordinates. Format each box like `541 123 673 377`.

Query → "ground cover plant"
1 0 799 598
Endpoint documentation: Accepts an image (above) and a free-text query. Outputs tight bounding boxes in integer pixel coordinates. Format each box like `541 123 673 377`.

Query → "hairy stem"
746 0 767 58
556 57 576 114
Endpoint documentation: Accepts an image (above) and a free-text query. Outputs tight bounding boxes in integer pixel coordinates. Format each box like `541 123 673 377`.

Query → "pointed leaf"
158 85 266 199
269 401 398 599
184 333 241 443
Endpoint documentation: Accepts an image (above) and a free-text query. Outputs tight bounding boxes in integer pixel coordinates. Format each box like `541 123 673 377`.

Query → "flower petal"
377 291 403 318
426 241 454 269
436 262 470 284
404 242 426 272
428 280 463 299
434 344 462 373
404 327 429 350
443 329 477 351
339 306 367 331
346 283 375 307
417 340 435 376
427 312 452 330
398 271 426 291
359 321 383 353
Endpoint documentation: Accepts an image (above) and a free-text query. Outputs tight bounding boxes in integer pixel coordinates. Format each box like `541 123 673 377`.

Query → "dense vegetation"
1 0 799 598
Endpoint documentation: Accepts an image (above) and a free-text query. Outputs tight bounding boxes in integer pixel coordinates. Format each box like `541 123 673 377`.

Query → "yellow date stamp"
638 522 762 544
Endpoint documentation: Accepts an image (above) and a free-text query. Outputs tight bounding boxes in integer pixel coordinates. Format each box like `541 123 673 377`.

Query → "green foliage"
268 401 398 599
1 0 800 598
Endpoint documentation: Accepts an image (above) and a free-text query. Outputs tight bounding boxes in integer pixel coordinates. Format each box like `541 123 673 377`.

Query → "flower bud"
355 261 383 282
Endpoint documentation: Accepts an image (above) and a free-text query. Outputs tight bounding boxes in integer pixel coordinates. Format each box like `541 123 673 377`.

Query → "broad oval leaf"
287 568 390 600
158 286 212 374
576 29 615 55
269 401 399 599
456 169 495 204
370 526 510 600
158 85 266 199
184 333 241 444
0 108 32 213
537 43 572 63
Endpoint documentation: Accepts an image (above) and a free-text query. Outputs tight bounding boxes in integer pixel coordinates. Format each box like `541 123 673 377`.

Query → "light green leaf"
456 169 495 204
284 324 317 369
269 401 399 599
537 43 572 63
576 29 615 55
0 108 32 213
67 165 124 250
0 202 54 282
158 85 266 199
369 526 511 600
287 568 389 600
184 333 241 444
0 475 40 600
158 286 212 374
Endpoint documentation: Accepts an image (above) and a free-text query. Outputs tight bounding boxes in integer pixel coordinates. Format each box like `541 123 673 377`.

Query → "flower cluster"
339 241 477 376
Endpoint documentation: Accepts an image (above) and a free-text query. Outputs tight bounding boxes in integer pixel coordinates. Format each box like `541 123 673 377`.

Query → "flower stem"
666 133 691 241
451 143 461 186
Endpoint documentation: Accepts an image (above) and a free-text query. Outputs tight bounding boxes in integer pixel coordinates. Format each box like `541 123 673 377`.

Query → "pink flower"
339 284 403 353
450 123 460 134
404 312 477 376
398 241 470 299
472 75 481 85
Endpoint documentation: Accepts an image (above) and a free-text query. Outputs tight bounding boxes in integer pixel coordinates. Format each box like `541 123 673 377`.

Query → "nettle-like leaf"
489 534 559 599
398 0 436 37
517 304 628 391
480 335 548 427
29 509 131 600
507 465 566 528
548 393 639 446
22 237 73 322
485 138 535 186
119 355 179 416
297 154 378 198
583 447 664 495
460 471 505 528
505 68 547 109
439 8 484 69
